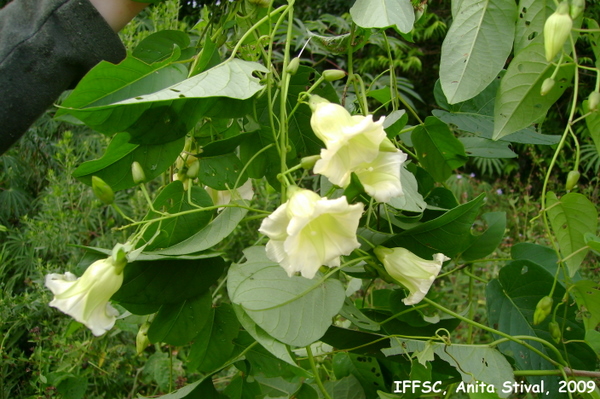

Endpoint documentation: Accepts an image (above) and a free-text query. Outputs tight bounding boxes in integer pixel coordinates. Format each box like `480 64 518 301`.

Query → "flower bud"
548 321 561 343
300 155 321 170
570 0 585 19
286 57 300 75
136 322 151 355
540 78 555 96
544 2 573 62
131 161 146 184
91 176 115 205
588 91 600 112
565 170 580 191
533 296 553 325
322 69 347 82
186 159 200 178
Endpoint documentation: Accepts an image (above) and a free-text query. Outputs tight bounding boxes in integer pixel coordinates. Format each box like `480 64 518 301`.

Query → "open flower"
45 256 125 336
374 247 449 305
259 187 363 279
310 95 386 187
353 150 407 203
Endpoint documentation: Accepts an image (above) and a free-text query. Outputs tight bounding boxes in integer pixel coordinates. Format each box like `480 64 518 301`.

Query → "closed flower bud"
186 159 200 178
322 69 346 82
131 161 146 184
533 296 553 325
588 91 600 112
544 2 572 62
92 176 115 205
570 0 585 19
548 321 561 343
286 57 300 75
565 170 580 191
136 322 151 355
540 78 555 96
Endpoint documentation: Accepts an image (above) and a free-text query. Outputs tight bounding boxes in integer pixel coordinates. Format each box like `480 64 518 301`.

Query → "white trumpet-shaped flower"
45 256 125 336
354 150 408 203
374 247 449 305
259 187 363 279
310 95 386 187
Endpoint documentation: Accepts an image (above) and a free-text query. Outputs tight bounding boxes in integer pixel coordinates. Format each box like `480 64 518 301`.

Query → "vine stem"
421 298 566 369
306 345 333 399
514 369 600 378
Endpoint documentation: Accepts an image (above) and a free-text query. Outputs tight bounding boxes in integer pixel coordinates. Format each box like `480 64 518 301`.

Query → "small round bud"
565 170 580 191
92 176 115 205
131 161 146 184
286 57 300 75
540 78 555 96
544 2 573 62
533 296 553 325
322 69 347 82
588 91 600 112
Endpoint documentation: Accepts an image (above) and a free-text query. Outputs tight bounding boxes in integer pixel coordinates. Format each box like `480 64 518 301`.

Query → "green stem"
306 345 333 399
422 298 565 369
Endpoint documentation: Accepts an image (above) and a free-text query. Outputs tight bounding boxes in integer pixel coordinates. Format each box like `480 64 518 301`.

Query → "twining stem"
306 345 333 399
421 298 566 369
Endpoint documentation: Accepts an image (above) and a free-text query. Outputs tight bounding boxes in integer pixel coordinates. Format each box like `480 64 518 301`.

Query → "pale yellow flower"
374 247 449 305
45 257 125 336
259 187 363 279
354 150 407 203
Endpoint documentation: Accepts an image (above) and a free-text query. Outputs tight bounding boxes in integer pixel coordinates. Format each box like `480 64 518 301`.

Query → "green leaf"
412 116 468 182
232 303 298 366
325 375 366 399
459 137 517 158
383 110 408 138
386 194 486 259
148 291 212 346
493 39 575 140
585 101 600 155
132 30 192 64
440 0 517 103
333 353 386 397
142 181 214 251
433 110 560 145
137 377 219 399
188 304 240 373
198 153 247 190
58 59 268 141
227 247 345 347
486 260 596 393
145 201 248 256
112 256 225 313
546 192 598 276
72 133 184 191
382 338 513 397
570 280 600 331
461 212 507 261
339 297 380 332
514 0 555 53
350 0 415 33
142 351 184 393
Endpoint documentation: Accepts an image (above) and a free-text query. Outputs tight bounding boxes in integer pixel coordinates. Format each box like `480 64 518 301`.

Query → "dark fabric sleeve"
0 0 127 154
